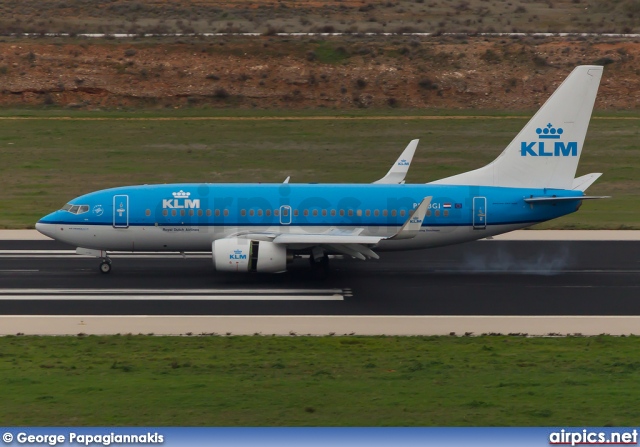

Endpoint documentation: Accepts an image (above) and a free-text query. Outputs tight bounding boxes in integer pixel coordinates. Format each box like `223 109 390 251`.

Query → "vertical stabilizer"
431 66 603 189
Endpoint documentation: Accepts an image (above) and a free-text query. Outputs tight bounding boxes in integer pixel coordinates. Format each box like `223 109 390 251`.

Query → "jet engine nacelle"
212 238 288 273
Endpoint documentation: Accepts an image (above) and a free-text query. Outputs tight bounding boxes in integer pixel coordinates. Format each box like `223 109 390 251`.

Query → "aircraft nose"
36 216 57 239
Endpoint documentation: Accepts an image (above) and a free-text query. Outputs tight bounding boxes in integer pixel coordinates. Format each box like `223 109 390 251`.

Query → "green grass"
2 335 640 426
0 111 638 229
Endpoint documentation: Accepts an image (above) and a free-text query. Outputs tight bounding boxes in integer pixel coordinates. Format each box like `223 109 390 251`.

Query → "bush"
418 78 438 90
213 88 229 99
593 57 614 66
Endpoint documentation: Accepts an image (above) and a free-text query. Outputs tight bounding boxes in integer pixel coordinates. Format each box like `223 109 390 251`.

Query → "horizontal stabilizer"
524 195 610 203
572 173 602 191
373 139 419 184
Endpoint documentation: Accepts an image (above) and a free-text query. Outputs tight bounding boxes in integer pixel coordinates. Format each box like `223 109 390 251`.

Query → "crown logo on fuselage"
163 190 199 209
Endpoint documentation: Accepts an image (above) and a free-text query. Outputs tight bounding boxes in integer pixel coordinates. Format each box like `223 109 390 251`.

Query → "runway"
1 238 639 317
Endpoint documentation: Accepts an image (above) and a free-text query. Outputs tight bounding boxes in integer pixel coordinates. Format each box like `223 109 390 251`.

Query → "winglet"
388 196 432 240
373 139 419 184
283 176 291 184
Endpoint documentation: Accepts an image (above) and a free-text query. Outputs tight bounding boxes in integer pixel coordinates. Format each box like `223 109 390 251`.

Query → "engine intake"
212 238 287 273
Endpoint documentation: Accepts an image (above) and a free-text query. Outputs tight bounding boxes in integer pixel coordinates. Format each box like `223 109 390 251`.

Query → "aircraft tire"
99 261 112 274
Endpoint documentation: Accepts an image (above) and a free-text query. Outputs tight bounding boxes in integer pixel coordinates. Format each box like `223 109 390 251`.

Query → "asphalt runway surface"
1 239 639 317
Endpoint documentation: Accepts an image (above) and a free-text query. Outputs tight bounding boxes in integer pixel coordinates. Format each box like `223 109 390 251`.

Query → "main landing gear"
99 257 112 274
309 248 329 279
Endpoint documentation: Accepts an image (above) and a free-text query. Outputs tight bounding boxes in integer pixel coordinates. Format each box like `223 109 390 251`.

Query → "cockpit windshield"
61 204 90 215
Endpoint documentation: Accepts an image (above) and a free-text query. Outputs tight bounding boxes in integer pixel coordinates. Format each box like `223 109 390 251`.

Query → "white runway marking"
0 295 344 301
0 288 345 294
0 288 347 301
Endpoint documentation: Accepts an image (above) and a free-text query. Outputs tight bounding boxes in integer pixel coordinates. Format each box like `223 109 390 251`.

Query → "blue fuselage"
37 183 583 252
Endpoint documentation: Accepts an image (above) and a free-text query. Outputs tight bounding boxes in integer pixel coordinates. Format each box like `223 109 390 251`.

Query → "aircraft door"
473 197 487 230
113 195 129 228
279 205 291 225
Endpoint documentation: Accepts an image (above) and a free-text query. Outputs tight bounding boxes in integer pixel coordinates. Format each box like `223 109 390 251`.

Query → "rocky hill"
0 35 638 111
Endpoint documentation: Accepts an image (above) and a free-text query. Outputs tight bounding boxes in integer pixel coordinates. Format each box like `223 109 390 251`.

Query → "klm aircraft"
36 66 607 275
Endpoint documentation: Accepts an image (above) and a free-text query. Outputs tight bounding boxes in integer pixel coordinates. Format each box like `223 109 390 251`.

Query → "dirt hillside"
0 36 638 110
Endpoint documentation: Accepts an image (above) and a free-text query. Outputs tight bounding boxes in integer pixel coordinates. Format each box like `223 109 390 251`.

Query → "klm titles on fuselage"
521 124 578 157
162 190 200 209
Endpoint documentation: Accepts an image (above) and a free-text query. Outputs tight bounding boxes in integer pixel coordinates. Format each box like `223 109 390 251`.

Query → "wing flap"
272 234 384 245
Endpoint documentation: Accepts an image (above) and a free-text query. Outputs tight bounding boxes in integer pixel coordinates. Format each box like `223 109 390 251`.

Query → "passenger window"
266 209 271 217
283 208 289 217
304 210 309 217
400 210 406 217
426 210 432 217
258 209 263 217
312 210 318 217
145 209 151 217
171 210 177 217
357 210 362 217
340 210 345 217
392 210 397 217
383 210 388 217
435 210 440 217
322 210 327 217
274 209 279 217
444 210 449 217
294 209 299 217
241 210 246 217
162 209 168 216
189 209 194 217
249 210 254 217
348 210 353 217
198 210 203 217
224 210 229 217
374 210 379 217
331 210 336 217
180 210 185 216
365 210 371 217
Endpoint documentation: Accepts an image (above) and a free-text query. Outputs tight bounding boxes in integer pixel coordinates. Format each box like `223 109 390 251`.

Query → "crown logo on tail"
536 123 563 140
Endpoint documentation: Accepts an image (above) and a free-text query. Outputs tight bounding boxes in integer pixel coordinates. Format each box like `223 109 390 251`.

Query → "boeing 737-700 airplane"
37 65 608 275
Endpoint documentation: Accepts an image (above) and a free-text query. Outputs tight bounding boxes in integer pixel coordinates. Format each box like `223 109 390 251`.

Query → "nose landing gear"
99 258 112 274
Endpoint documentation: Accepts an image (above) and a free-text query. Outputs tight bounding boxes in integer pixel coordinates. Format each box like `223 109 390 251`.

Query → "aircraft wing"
234 196 432 260
373 139 419 184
